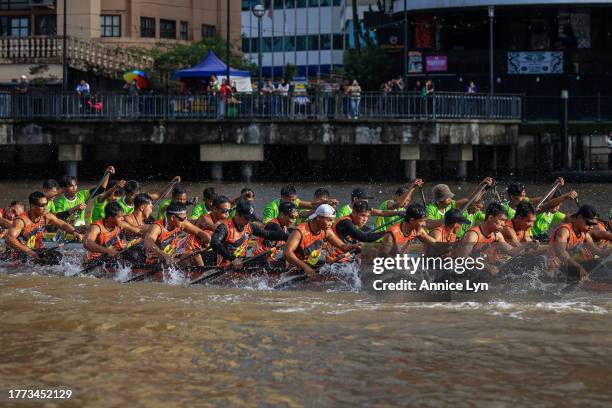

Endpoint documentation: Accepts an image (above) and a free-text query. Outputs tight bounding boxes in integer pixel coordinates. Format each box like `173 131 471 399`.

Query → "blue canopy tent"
173 51 252 92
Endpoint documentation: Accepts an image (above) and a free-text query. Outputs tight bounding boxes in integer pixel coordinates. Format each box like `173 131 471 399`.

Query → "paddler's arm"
455 177 493 208
83 225 117 256
88 165 115 197
336 219 384 242
502 225 520 247
416 228 438 245
298 197 340 209
532 177 565 206
389 179 424 209
195 216 216 232
0 217 11 229
380 232 395 256
181 221 211 245
371 208 403 218
538 190 577 212
144 223 173 263
116 218 142 236
46 213 83 240
149 176 181 201
5 218 37 258
585 232 610 258
251 223 289 241
454 230 478 258
210 223 234 262
283 229 316 276
97 180 126 204
589 226 612 243
325 229 361 253
552 227 589 280
495 232 519 255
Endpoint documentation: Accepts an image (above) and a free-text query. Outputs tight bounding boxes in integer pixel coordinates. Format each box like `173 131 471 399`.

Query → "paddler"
262 185 338 224
194 195 233 265
54 166 115 226
89 179 126 222
426 178 493 225
211 199 288 269
502 202 537 246
42 179 61 214
336 187 403 219
190 187 216 220
327 200 386 261
547 205 607 281
122 193 154 246
253 201 299 266
425 208 470 257
119 176 181 216
502 177 564 219
0 201 24 230
374 179 424 230
283 204 361 277
380 204 437 256
456 198 485 239
83 201 128 265
531 190 578 241
156 184 189 220
455 202 518 276
144 201 211 267
5 192 83 263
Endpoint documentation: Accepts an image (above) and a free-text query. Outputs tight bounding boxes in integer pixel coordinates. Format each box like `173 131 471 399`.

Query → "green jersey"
502 197 530 220
156 198 172 220
262 198 302 224
456 210 485 239
374 199 403 230
190 202 208 220
532 211 566 237
426 200 456 221
46 200 56 214
336 204 353 219
54 190 90 226
117 197 134 216
90 197 108 222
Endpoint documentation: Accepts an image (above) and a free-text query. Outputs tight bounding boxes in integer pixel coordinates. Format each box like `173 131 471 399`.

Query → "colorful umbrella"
122 70 149 89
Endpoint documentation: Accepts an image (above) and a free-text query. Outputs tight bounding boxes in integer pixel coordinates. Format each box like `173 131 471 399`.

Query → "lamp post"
226 0 231 85
488 5 494 95
63 0 68 91
252 4 265 89
403 0 408 86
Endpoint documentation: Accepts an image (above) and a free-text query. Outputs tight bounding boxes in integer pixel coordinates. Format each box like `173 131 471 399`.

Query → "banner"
425 55 447 72
507 52 563 74
408 51 423 73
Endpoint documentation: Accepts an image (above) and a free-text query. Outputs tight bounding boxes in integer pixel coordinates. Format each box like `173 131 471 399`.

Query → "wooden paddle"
189 249 275 285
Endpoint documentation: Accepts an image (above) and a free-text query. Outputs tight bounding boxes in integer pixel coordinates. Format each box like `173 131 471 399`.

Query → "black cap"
445 208 470 225
573 205 598 222
279 201 298 216
351 188 373 200
235 199 256 220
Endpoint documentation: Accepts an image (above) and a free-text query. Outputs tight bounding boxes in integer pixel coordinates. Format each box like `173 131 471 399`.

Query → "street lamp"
403 0 408 87
252 4 265 89
226 0 231 85
63 0 68 91
488 5 495 95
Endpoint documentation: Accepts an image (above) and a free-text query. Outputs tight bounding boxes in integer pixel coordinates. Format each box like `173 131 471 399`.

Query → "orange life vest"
386 222 420 253
254 218 286 259
86 220 125 260
506 219 529 243
18 211 47 250
294 222 326 266
547 223 587 271
146 220 184 263
325 216 357 261
217 218 252 266
425 225 457 256
465 225 499 263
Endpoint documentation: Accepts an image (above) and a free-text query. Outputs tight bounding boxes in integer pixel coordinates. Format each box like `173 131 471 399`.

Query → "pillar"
447 144 473 181
404 160 417 181
200 144 264 182
308 145 326 178
457 161 467 181
211 163 223 182
400 144 420 181
58 144 82 178
241 162 254 183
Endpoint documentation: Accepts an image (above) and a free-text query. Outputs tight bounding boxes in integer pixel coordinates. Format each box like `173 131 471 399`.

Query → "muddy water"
1 181 612 407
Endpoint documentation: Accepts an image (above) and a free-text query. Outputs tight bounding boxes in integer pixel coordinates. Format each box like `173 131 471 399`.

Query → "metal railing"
523 94 612 122
0 92 522 121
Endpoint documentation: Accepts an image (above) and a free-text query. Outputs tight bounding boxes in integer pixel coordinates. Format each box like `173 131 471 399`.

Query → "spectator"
219 78 231 117
261 79 274 95
349 80 361 119
277 78 290 96
423 79 434 96
209 74 220 94
394 76 405 92
76 79 91 97
413 80 422 92
277 78 290 114
466 81 478 94
17 75 28 94
124 80 140 97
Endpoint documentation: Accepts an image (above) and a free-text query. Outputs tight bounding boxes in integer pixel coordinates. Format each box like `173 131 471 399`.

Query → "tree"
283 64 297 81
343 42 393 91
352 0 361 53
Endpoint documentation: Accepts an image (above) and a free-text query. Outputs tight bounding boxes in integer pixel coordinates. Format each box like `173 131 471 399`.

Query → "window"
251 37 259 52
273 37 283 52
284 36 295 51
201 24 216 39
332 0 342 5
333 33 343 49
35 15 56 35
0 16 7 36
11 16 29 37
180 21 188 40
242 37 250 53
296 35 306 51
308 0 318 7
285 0 295 8
140 17 155 38
320 33 330 50
296 0 306 8
320 0 330 6
242 0 258 11
100 15 120 37
262 37 272 52
307 34 318 50
160 19 176 39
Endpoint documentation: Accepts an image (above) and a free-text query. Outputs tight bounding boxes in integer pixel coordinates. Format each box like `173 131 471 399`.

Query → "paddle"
460 182 490 213
419 185 427 207
77 245 141 276
535 180 562 210
555 187 581 210
189 249 276 285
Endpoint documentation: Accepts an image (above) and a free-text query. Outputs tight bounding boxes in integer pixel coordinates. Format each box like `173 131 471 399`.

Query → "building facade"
241 0 375 79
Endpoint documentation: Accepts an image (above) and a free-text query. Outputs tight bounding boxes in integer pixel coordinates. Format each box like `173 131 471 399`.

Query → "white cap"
20 75 27 79
308 204 336 220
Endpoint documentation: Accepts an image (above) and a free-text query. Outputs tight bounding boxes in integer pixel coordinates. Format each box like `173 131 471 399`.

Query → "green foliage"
343 42 392 91
283 64 297 81
148 38 249 74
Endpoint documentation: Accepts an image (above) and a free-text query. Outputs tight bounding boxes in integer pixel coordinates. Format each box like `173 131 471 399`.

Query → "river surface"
1 181 611 407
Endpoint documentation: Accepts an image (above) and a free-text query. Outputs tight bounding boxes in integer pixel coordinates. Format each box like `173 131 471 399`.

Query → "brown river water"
1 181 611 407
